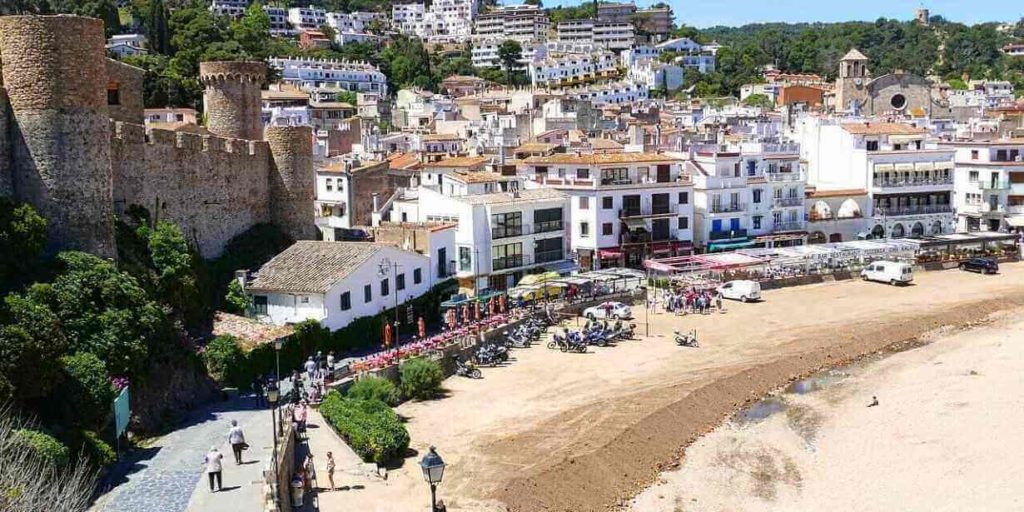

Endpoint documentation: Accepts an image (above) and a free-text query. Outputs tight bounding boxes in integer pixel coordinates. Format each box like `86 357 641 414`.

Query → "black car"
959 257 999 274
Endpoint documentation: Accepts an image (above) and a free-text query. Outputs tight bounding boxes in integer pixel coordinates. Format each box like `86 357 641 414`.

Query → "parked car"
959 257 999 274
338 228 371 241
583 301 632 320
860 261 913 285
716 280 761 302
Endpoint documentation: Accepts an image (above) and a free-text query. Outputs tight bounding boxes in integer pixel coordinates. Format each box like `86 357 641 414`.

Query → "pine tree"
148 0 169 55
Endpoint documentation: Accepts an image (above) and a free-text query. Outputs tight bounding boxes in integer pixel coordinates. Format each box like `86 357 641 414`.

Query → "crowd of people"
653 287 724 315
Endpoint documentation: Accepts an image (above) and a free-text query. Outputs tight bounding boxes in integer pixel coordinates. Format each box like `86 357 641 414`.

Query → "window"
491 212 523 238
602 196 613 209
340 291 351 311
652 193 670 214
492 242 523 270
534 237 563 263
326 178 333 192
458 246 472 272
866 140 879 151
396 273 406 290
364 284 372 302
677 216 688 229
253 295 268 315
600 168 629 185
971 150 979 160
107 82 120 105
579 197 590 210
602 222 613 235
753 215 762 229
534 207 563 232
380 278 390 296
414 268 422 284
752 189 762 203
678 192 689 205
969 170 979 183
576 168 590 179
580 222 590 237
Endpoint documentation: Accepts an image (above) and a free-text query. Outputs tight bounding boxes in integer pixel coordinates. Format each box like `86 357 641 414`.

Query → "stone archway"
871 224 885 239
809 231 827 244
891 223 906 238
931 220 943 235
911 222 925 237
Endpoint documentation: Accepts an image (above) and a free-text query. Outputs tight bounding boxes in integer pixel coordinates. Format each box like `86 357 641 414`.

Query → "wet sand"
631 310 1024 512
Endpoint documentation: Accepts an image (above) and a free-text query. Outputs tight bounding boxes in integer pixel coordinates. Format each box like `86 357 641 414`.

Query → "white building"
472 39 596 69
941 140 1024 233
210 0 248 18
796 118 956 239
247 241 438 330
519 153 695 270
563 80 650 106
628 59 684 92
263 6 295 36
268 57 388 96
392 0 478 43
288 6 328 30
556 20 635 52
106 33 148 57
473 4 548 43
621 39 717 74
680 144 807 251
528 51 618 88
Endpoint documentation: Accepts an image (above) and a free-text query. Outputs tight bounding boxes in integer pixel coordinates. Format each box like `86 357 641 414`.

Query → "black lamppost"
419 446 446 512
266 381 280 511
273 338 284 428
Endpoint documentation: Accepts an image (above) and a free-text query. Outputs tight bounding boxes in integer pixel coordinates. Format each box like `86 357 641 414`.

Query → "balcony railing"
773 197 803 208
774 221 807 232
872 177 954 188
492 254 531 271
874 205 953 217
534 250 564 264
709 203 746 214
619 205 673 218
708 228 747 241
534 220 564 233
492 225 525 239
980 181 1011 190
765 172 804 183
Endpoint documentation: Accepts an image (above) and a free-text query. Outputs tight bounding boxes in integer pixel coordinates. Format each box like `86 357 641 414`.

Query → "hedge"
78 430 117 467
399 358 444 401
319 391 409 465
347 376 401 406
58 353 115 430
13 429 70 467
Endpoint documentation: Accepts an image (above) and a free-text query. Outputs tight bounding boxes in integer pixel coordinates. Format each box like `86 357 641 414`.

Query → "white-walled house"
940 140 1024 232
247 241 438 330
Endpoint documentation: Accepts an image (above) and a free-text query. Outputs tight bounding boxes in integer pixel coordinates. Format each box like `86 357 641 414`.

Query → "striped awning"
874 163 895 172
894 163 915 171
915 162 935 171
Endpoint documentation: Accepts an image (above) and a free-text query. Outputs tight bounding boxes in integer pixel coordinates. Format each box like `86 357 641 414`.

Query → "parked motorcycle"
674 329 699 348
453 356 482 379
503 330 533 348
475 343 509 366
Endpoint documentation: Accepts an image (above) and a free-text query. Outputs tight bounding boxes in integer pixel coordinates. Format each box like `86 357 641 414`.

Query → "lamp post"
266 381 280 511
273 338 284 428
379 258 402 359
419 446 446 512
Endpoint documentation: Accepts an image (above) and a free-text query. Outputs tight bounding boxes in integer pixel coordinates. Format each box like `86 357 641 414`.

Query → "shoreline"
491 295 1024 511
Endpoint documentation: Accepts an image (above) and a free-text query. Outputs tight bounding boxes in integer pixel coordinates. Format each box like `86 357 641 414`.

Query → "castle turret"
199 61 264 140
0 15 116 258
265 125 316 241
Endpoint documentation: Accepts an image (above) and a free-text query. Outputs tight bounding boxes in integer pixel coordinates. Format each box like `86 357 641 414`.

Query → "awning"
623 218 647 231
708 240 755 252
915 162 934 171
894 163 915 171
598 248 623 258
542 260 579 275
874 163 894 172
1006 216 1024 228
889 135 924 143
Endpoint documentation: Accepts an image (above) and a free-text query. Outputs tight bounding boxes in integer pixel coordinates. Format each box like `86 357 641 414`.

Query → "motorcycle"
548 331 569 351
453 356 482 379
475 343 509 366
583 328 610 347
503 330 533 348
674 329 699 348
564 330 589 353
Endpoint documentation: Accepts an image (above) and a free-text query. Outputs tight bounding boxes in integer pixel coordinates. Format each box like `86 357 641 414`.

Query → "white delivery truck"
717 280 762 302
860 261 914 286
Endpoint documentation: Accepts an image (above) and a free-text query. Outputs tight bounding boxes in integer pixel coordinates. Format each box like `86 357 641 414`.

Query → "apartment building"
528 51 618 88
635 6 673 42
681 144 807 251
288 6 327 30
268 57 388 96
519 153 694 270
264 6 294 36
210 0 248 18
562 80 649 106
596 3 636 23
797 118 956 239
392 0 477 43
556 20 635 52
325 11 387 45
622 39 716 74
474 4 548 43
941 140 1024 232
628 59 684 91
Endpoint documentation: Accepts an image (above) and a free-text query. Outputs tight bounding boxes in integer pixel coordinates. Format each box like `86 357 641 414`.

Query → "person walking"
228 420 247 465
304 357 316 383
205 446 224 492
326 351 336 372
251 376 264 407
325 451 336 491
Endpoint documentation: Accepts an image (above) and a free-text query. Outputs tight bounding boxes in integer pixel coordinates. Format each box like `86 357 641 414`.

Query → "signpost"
113 387 131 460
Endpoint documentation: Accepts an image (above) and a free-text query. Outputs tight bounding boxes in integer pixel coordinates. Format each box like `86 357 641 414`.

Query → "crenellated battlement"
110 120 269 158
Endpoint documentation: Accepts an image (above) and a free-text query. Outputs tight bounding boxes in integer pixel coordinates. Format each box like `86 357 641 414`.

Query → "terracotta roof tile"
249 241 393 293
524 152 681 165
841 122 927 135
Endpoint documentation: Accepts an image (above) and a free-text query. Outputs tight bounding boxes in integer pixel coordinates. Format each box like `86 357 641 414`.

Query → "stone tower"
0 15 116 258
199 61 265 140
835 48 870 114
0 68 11 197
915 8 930 26
265 125 316 241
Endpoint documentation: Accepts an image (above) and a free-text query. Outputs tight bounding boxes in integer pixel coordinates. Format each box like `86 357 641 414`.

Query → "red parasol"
499 294 507 313
462 304 469 324
417 316 426 338
488 297 495 316
383 322 393 347
474 301 481 321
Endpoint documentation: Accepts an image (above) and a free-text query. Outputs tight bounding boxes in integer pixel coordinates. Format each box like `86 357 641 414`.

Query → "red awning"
598 248 623 258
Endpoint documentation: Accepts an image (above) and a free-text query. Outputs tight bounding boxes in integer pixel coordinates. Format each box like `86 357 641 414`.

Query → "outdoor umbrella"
383 322 393 348
418 316 426 338
499 294 507 313
488 297 495 316
475 301 481 321
462 304 469 324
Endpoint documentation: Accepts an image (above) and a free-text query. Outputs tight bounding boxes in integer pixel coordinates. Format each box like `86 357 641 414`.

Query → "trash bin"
290 476 305 507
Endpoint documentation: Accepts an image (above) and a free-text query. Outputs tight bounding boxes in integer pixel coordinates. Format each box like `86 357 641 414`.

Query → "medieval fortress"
0 15 316 260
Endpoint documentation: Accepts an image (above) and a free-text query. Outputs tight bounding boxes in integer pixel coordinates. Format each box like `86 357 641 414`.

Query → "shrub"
347 376 401 406
203 335 246 386
224 279 250 315
319 391 409 465
78 430 117 467
13 429 70 467
399 358 444 401
58 353 115 430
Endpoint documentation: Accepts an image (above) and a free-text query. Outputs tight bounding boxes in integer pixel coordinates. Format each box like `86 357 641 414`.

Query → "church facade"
833 48 950 117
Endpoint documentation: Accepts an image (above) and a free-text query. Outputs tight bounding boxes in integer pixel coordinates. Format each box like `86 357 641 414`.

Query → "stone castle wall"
265 125 316 241
110 121 273 258
0 15 116 258
199 61 265 140
0 87 11 196
106 58 145 124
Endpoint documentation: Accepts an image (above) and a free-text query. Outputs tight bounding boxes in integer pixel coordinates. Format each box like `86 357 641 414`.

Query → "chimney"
234 270 249 293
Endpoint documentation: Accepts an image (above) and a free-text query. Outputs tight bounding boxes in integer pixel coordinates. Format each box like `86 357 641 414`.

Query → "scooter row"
455 315 556 378
548 319 637 353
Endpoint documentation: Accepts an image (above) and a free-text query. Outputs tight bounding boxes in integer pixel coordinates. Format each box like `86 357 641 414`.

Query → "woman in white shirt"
205 446 224 491
228 420 247 464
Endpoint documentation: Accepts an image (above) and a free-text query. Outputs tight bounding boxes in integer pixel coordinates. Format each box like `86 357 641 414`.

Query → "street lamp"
266 381 280 511
420 446 446 512
273 338 284 428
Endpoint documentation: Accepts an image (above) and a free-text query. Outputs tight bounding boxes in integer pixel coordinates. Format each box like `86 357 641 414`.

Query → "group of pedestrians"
659 288 723 315
203 420 249 492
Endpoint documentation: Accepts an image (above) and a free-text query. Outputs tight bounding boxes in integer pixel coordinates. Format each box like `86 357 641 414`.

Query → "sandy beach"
327 264 1024 511
631 309 1024 512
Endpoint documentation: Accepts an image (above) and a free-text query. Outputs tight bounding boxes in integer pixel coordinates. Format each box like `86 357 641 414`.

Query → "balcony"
534 220 564 233
765 172 804 183
709 202 746 214
492 225 526 239
960 203 1005 215
874 205 953 217
808 211 833 221
619 205 674 218
979 180 1011 191
492 254 531 271
773 221 807 232
773 197 803 208
708 228 747 241
534 249 565 264
872 177 953 189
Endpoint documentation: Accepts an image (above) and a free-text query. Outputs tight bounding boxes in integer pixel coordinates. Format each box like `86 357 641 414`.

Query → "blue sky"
537 0 1023 28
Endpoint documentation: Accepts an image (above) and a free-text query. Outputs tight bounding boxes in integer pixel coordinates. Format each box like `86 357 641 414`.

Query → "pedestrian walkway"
91 382 291 512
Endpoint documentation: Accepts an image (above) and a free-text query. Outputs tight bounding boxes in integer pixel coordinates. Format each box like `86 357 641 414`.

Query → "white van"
717 280 761 302
860 261 914 285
